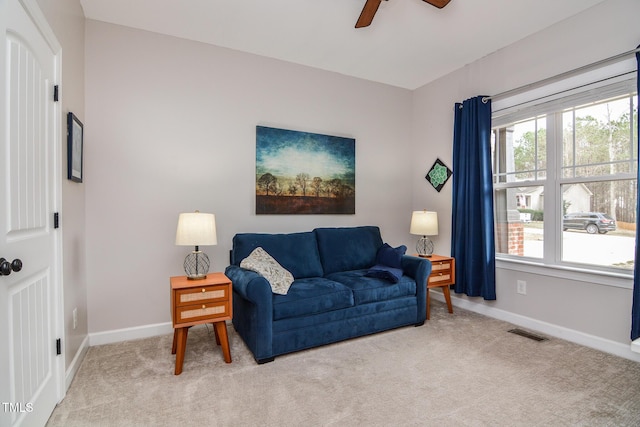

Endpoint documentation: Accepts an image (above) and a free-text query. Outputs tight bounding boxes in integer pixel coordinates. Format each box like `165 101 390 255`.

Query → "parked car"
562 212 616 234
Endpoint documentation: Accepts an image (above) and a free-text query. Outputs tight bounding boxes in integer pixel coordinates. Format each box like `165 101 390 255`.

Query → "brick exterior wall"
496 221 524 256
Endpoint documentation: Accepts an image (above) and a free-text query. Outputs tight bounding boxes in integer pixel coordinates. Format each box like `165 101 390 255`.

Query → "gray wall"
84 21 414 333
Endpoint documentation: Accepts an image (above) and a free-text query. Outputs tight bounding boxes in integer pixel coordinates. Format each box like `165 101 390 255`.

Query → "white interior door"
0 0 63 426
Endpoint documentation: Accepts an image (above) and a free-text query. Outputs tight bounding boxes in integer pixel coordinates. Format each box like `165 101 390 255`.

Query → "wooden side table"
170 272 233 375
425 254 455 320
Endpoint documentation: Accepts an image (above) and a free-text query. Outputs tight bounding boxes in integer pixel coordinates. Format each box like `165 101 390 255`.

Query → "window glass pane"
563 110 575 177
504 118 546 180
492 119 547 181
562 96 636 178
535 117 547 178
494 186 544 259
634 95 638 170
561 180 636 270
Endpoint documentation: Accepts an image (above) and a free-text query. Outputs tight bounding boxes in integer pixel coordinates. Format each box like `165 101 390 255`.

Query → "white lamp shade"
175 212 217 246
410 211 438 236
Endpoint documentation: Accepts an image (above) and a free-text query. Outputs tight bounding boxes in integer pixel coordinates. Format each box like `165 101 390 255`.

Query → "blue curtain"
632 46 640 341
451 96 496 300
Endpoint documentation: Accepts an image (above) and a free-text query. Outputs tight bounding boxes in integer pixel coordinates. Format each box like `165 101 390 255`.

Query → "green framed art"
426 158 451 192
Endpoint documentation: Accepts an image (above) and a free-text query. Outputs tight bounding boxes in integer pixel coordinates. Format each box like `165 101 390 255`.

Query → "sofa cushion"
314 226 384 275
240 247 294 295
272 277 354 321
326 270 417 305
232 232 324 279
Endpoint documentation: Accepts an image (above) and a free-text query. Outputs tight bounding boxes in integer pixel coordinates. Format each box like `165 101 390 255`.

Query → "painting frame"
67 112 83 183
255 126 355 215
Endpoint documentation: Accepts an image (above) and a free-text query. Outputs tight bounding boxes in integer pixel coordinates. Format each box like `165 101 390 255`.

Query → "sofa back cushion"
314 226 383 275
231 231 324 279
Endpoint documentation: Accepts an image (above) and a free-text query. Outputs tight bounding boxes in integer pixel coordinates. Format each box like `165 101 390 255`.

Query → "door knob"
0 258 23 276
0 259 9 275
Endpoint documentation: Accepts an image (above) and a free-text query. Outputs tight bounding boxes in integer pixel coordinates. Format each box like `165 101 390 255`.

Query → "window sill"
496 257 633 290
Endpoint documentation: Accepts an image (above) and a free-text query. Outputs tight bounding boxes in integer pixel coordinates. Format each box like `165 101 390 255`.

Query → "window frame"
491 71 638 289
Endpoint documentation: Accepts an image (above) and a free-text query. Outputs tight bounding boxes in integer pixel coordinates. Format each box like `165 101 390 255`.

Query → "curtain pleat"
631 46 640 341
451 96 496 300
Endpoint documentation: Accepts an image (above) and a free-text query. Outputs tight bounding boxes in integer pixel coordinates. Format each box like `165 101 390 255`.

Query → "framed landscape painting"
256 126 355 214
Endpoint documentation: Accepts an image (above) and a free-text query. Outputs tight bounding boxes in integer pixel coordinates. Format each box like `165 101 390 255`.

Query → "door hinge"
56 338 62 355
53 85 59 102
54 212 59 229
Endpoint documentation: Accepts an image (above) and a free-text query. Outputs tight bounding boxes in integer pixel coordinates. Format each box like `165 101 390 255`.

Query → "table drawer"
175 284 228 307
176 300 230 323
431 261 452 272
429 273 451 283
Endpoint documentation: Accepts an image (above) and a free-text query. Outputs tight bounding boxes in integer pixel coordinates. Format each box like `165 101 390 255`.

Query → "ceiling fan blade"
355 0 382 28
423 0 451 8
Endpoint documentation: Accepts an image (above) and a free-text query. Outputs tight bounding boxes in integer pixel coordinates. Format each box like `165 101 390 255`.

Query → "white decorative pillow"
240 247 294 295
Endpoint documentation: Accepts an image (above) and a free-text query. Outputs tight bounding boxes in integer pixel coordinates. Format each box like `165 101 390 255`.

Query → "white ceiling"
80 0 606 90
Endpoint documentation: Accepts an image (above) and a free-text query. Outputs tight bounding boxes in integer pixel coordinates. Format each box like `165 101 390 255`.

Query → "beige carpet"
47 301 640 426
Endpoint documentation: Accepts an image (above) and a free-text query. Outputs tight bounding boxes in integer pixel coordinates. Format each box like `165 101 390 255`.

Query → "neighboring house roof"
563 182 593 196
516 183 593 197
517 187 543 195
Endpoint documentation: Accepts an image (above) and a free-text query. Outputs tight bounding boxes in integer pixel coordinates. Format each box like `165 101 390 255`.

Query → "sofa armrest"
401 254 431 281
225 265 273 306
401 255 432 323
224 265 274 361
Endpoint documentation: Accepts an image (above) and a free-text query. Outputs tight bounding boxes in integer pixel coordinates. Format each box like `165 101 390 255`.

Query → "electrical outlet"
517 280 527 295
72 308 78 329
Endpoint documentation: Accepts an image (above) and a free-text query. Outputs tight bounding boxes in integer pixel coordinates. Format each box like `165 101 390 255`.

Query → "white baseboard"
89 322 173 346
632 338 640 354
430 291 640 363
65 335 89 391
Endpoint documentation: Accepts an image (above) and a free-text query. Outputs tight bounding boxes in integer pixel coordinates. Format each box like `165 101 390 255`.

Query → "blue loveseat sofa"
225 226 432 363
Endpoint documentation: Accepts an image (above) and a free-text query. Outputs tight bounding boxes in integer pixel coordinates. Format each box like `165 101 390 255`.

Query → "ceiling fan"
355 0 451 28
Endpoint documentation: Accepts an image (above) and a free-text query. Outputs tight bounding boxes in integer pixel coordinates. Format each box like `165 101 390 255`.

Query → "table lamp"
410 210 438 257
175 211 217 280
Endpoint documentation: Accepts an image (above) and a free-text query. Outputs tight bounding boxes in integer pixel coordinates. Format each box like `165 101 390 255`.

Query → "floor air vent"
508 328 548 342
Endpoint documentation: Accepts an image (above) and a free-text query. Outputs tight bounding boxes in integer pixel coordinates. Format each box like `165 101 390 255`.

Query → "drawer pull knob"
202 304 206 309
439 272 443 276
202 289 206 293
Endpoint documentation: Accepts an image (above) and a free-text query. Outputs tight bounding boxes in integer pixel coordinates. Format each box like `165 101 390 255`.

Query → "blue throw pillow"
365 265 404 283
375 243 407 269
365 243 407 283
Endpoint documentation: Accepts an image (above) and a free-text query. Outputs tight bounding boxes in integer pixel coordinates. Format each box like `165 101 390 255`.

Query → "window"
492 81 637 274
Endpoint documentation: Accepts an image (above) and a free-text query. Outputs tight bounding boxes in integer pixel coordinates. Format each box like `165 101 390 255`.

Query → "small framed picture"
67 112 83 183
426 158 452 192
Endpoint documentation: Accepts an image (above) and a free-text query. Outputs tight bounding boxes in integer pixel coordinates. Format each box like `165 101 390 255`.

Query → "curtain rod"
483 46 640 103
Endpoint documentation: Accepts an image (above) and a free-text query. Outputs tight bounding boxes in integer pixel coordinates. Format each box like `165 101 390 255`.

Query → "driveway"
522 226 635 269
